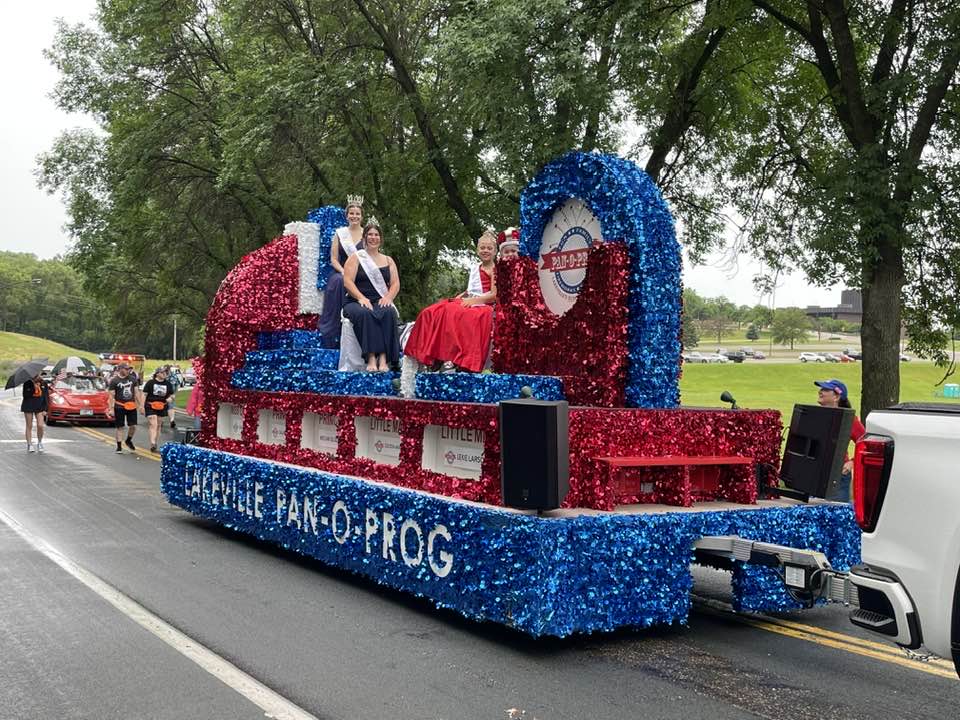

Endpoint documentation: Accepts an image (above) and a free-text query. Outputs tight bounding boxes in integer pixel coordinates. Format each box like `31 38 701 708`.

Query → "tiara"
366 215 380 227
346 194 364 207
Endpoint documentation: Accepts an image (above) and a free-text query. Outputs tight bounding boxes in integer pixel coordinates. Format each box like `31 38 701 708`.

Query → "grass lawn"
0 332 195 380
679 361 960 421
174 387 192 409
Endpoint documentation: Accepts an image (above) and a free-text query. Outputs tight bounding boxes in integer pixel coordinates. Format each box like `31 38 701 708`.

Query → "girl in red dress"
404 231 498 372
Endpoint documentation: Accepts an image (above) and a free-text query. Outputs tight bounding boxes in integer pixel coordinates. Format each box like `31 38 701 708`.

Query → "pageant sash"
466 264 484 297
336 226 360 257
355 250 389 299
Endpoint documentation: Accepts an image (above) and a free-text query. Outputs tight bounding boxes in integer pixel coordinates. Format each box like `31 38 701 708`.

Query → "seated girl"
318 196 364 348
404 230 498 373
342 220 401 372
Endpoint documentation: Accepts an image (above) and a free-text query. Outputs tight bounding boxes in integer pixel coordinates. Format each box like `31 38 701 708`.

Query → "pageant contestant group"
318 196 520 374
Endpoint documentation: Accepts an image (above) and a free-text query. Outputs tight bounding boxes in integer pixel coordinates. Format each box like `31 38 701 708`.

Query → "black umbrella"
52 356 98 375
4 360 48 390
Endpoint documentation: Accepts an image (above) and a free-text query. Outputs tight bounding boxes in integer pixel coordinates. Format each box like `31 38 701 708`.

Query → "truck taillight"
853 435 894 532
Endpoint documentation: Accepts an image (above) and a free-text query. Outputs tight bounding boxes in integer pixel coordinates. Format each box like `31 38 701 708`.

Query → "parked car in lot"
683 351 709 363
900 353 912 362
822 352 842 363
182 365 197 385
752 350 766 360
799 352 824 363
720 349 746 363
702 353 731 363
46 374 112 425
843 348 862 360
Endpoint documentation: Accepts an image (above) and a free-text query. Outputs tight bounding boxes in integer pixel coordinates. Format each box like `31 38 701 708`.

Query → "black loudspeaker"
780 404 854 498
499 399 570 510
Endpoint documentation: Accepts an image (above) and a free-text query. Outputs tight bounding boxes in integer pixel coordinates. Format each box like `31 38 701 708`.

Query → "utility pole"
173 316 178 363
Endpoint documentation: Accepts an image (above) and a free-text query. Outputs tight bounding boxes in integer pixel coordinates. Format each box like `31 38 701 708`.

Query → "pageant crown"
346 194 364 207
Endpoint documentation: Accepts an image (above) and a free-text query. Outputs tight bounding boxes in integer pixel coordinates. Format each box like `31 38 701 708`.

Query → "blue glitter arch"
519 152 682 408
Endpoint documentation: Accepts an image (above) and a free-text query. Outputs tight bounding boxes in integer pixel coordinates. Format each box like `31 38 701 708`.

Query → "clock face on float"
538 198 603 316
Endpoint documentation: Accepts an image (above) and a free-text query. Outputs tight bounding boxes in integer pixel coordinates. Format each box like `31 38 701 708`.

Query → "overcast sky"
0 2 841 310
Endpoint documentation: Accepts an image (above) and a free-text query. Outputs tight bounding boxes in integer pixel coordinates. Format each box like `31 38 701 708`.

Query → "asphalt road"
1 389 958 720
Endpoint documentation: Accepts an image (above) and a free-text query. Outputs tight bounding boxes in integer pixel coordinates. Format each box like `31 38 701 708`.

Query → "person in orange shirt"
814 378 866 502
106 364 144 453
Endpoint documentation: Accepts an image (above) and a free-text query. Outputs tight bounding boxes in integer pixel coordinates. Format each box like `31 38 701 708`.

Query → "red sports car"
46 375 113 425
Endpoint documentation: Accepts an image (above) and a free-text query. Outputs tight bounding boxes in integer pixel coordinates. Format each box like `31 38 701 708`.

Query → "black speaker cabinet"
499 399 570 510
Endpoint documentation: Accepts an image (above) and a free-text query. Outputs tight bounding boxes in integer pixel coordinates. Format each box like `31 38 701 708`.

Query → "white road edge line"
0 507 318 720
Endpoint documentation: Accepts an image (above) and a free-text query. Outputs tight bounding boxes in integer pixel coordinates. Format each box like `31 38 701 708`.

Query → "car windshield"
55 376 105 391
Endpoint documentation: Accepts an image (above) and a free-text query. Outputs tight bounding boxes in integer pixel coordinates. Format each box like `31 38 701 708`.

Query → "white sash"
355 250 389 298
336 226 360 258
466 264 484 297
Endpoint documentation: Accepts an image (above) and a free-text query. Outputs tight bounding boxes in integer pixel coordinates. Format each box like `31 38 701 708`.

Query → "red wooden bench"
592 455 755 507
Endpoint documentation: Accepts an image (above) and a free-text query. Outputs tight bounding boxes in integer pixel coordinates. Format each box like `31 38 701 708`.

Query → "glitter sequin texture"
162 444 860 636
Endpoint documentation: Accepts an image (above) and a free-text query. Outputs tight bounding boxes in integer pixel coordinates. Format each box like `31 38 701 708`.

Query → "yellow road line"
737 615 958 679
757 615 956 670
72 424 161 462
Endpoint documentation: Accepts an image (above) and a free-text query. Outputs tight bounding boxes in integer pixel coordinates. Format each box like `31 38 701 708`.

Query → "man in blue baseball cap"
814 378 865 501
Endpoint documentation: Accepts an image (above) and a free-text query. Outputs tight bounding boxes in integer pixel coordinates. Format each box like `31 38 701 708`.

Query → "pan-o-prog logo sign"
538 198 603 316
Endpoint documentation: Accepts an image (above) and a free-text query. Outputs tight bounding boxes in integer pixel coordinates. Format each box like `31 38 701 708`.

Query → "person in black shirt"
143 367 174 453
107 364 144 453
20 372 48 453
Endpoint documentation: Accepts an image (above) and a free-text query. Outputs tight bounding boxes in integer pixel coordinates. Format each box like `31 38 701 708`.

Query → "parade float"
160 152 859 637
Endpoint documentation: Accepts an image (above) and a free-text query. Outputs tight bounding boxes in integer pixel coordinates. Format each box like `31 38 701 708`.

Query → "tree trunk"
859 230 905 419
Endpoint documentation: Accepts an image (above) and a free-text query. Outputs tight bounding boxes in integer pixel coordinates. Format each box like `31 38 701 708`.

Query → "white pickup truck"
848 403 960 677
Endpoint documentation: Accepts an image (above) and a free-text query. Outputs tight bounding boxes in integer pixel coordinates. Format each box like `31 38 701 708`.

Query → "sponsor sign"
301 412 339 455
538 198 603 316
355 416 402 466
216 402 244 440
257 409 286 445
421 425 485 480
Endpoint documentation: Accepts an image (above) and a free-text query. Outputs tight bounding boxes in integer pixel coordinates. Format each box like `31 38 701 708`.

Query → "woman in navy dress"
342 220 401 372
318 198 364 348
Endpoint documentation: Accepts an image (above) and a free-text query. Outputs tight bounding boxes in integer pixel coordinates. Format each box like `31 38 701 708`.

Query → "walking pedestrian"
20 372 48 453
143 367 174 453
106 364 144 453
165 364 181 431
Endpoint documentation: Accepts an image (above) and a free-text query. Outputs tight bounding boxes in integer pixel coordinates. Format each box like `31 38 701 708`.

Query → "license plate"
80 408 94 416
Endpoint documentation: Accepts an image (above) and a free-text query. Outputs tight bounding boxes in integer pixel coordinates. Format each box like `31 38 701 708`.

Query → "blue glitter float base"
232 368 397 397
161 444 860 637
414 372 565 403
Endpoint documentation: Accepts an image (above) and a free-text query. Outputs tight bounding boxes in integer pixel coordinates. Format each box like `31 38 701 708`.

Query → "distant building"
805 289 862 324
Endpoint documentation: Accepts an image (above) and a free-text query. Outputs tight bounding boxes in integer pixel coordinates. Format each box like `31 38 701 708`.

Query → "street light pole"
172 316 178 363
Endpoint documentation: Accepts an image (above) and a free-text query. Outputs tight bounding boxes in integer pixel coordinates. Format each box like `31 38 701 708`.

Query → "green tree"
750 304 774 330
746 324 760 341
39 0 772 336
728 0 960 416
682 313 700 349
771 308 812 350
0 252 113 352
704 296 737 345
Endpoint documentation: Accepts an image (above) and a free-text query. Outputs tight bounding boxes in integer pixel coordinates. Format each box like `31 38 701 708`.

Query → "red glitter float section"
492 243 629 407
195 233 782 510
